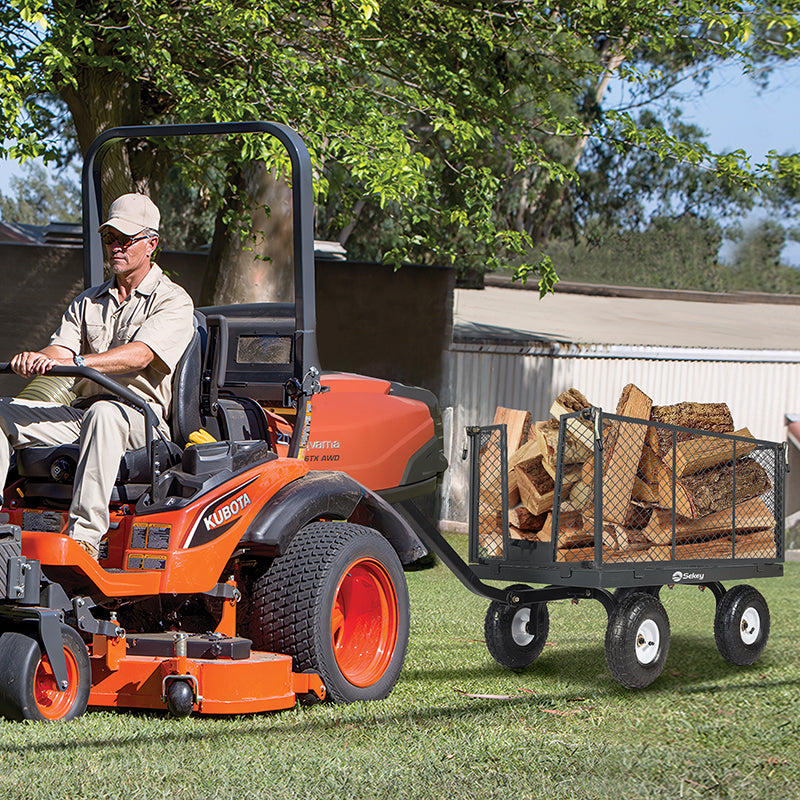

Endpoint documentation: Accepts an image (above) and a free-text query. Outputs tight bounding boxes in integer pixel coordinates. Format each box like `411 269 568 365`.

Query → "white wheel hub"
511 608 534 647
740 607 761 645
634 618 661 665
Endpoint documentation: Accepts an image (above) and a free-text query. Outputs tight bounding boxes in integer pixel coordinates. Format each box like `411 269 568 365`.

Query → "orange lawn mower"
0 122 448 720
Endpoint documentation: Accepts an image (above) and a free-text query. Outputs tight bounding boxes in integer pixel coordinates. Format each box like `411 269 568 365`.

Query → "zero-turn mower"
0 122 448 720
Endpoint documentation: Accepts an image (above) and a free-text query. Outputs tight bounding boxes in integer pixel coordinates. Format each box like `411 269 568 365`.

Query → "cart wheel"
605 592 670 689
714 584 770 666
484 594 549 671
248 521 410 704
0 626 90 721
613 586 660 602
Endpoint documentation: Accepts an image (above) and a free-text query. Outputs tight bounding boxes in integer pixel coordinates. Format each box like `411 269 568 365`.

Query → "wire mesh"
468 425 507 560
468 413 784 569
555 412 783 564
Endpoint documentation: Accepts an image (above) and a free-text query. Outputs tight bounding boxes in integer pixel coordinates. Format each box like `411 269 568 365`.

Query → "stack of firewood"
478 384 778 563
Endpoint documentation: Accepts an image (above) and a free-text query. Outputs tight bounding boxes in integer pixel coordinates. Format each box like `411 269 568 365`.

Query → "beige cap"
99 193 160 236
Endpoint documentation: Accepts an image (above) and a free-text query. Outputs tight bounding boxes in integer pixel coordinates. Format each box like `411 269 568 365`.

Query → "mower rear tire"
0 626 90 721
248 521 410 704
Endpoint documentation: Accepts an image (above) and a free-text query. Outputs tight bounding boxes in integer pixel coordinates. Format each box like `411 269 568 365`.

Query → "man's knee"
82 401 132 440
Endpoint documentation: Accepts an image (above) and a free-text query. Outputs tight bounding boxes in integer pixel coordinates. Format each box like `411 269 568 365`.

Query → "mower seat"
14 314 206 504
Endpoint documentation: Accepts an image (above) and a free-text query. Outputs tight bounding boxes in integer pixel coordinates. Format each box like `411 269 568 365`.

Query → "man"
0 193 195 559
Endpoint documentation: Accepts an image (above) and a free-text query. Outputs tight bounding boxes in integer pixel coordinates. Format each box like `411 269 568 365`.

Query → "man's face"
102 228 158 279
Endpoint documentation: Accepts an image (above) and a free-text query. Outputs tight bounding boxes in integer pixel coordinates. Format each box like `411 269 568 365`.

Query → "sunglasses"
101 232 151 249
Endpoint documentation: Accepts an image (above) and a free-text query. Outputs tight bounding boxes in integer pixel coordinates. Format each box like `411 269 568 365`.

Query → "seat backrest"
170 313 205 447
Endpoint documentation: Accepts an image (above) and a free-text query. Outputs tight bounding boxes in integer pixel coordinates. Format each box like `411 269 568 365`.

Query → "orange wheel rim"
34 649 80 720
331 558 399 687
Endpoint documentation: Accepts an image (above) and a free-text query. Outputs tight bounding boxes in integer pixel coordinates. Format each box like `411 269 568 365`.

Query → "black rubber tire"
605 592 670 689
0 626 90 721
714 584 770 666
484 590 549 670
248 521 410 704
166 680 195 718
613 586 660 602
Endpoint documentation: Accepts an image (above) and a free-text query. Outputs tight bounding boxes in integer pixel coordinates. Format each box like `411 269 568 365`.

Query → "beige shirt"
49 264 195 426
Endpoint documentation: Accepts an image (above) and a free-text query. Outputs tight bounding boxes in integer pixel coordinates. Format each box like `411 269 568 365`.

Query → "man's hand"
10 350 71 378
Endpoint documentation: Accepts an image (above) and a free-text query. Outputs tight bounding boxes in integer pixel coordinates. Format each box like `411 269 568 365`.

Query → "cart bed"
468 408 786 589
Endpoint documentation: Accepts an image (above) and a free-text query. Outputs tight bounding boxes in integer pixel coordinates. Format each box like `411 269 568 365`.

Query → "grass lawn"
1 534 798 800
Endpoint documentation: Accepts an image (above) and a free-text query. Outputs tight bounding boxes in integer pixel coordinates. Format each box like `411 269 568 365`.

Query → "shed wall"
440 342 800 525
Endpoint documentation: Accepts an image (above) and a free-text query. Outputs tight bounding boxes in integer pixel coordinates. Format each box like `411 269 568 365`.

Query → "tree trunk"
200 161 295 306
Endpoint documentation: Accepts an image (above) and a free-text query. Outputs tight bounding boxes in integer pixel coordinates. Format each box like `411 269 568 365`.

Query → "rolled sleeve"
48 298 84 355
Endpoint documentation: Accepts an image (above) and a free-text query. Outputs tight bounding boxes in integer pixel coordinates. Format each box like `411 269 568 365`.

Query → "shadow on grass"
0 684 604 756
409 633 800 696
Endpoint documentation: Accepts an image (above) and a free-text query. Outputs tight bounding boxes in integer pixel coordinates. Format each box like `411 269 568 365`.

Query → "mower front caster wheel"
484 590 549 670
0 625 90 721
605 592 670 689
714 584 770 666
166 679 195 718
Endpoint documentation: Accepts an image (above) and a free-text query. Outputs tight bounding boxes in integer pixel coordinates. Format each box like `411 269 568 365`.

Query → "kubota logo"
185 476 259 548
204 492 251 530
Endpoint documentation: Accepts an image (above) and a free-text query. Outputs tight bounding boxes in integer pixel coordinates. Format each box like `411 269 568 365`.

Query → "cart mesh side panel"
554 411 785 565
467 425 508 561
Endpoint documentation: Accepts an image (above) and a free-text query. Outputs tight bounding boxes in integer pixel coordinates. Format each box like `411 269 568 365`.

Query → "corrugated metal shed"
441 282 800 525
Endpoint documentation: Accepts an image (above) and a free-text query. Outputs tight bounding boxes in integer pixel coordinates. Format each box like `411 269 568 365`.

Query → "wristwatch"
73 354 86 367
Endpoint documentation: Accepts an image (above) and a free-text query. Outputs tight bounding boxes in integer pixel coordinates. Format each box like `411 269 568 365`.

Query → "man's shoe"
76 540 99 560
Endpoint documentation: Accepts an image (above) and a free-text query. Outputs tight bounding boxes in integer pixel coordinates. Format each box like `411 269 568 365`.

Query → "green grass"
1 535 799 800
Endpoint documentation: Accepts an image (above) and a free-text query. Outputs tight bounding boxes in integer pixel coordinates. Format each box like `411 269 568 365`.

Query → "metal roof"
454 280 800 352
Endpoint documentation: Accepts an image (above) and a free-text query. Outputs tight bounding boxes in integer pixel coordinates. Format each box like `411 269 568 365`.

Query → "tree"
0 161 79 225
1 1 798 298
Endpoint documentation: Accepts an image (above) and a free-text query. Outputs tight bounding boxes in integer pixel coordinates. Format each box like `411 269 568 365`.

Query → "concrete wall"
0 244 454 401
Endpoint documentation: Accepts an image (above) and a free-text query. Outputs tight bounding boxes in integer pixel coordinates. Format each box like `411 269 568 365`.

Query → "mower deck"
88 635 325 715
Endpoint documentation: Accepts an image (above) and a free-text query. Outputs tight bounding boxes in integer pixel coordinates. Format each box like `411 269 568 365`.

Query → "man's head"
99 193 160 238
99 193 160 282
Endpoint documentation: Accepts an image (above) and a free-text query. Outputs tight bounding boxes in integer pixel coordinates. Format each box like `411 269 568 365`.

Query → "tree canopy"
1 0 799 296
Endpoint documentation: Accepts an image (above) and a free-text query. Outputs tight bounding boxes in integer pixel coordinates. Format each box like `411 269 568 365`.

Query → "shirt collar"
100 263 163 300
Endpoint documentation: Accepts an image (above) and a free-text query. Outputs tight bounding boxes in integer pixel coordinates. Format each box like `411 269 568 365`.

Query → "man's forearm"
10 342 154 378
72 342 155 374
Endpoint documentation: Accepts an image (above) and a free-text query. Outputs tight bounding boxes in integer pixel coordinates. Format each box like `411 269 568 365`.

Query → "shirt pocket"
84 323 109 354
113 324 138 347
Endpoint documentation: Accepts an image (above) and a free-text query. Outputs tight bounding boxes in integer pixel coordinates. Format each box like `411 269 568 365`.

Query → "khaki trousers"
0 398 149 550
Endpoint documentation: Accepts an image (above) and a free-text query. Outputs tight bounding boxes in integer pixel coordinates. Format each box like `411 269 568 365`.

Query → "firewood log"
514 454 555 515
660 457 771 519
647 402 734 458
509 504 548 532
663 428 757 478
602 384 653 525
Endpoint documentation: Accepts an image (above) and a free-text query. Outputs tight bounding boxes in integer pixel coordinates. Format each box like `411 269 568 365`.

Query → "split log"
647 402 734 458
541 459 583 486
553 509 587 548
514 454 555 515
643 496 776 546
478 510 504 557
550 388 594 445
660 457 771 519
509 525 544 542
663 428 757 478
509 504 548 532
535 419 591 469
602 384 653 525
492 407 531 455
507 439 540 506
